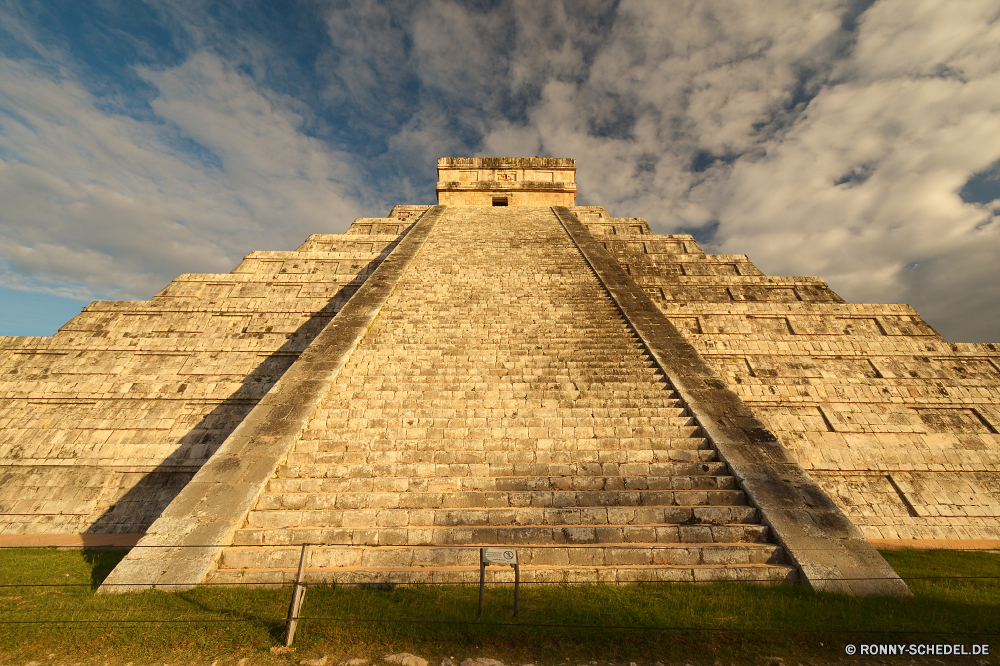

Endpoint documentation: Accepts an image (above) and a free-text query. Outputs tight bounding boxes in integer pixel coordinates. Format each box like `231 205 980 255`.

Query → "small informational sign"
481 547 517 565
478 547 520 617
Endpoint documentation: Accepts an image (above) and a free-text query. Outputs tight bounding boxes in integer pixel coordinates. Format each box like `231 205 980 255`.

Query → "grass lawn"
0 548 997 665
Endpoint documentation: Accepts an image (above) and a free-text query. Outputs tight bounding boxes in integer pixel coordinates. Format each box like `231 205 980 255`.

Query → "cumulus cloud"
3 0 1000 341
408 0 1000 340
704 1 1000 340
0 50 366 301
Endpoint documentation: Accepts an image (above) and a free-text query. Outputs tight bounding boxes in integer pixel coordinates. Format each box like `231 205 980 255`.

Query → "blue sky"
2 0 1000 340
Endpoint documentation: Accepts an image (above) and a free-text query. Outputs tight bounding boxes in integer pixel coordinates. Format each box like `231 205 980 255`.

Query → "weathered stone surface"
571 207 1000 546
199 205 796 587
0 210 424 537
460 659 505 666
436 157 576 206
98 207 445 591
554 206 910 596
385 653 428 666
7 156 999 594
300 656 328 666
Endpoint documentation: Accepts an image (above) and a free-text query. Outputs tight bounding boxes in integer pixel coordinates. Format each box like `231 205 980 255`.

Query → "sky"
1 1 999 341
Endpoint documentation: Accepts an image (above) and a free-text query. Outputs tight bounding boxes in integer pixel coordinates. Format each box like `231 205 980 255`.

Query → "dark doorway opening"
492 197 508 207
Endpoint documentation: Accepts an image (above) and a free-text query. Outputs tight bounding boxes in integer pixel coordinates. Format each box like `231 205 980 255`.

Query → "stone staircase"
207 207 796 585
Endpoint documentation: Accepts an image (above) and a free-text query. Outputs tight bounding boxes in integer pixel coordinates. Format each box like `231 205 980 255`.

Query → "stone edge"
552 206 911 597
436 182 577 192
97 206 446 593
437 157 575 168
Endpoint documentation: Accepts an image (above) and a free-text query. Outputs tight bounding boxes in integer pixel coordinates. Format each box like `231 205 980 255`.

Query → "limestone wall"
575 206 1000 542
436 156 577 206
437 189 576 206
437 168 575 183
0 209 422 535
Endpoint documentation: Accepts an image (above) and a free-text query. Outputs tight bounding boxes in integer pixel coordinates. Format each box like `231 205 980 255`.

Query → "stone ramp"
98 207 446 591
555 206 910 596
0 215 413 537
207 206 796 585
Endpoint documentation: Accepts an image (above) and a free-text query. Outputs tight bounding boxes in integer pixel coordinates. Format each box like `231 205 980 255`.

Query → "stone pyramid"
9 156 998 595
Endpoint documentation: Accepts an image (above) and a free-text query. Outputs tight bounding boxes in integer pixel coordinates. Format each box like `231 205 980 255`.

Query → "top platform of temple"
436 156 577 206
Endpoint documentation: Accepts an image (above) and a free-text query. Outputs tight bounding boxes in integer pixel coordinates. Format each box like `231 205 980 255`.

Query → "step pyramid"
205 206 795 585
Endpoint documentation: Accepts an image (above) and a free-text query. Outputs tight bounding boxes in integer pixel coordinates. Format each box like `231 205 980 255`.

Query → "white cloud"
464 0 1000 340
467 0 859 220
4 0 1000 341
0 51 366 301
706 2 1000 340
839 0 1000 82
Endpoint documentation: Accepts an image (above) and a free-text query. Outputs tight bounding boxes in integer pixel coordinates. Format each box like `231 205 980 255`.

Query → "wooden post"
512 561 519 617
284 543 309 647
477 549 486 617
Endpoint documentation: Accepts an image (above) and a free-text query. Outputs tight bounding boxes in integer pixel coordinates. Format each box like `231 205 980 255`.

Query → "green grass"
0 548 998 665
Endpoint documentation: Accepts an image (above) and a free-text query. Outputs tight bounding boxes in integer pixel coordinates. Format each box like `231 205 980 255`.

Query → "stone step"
353 350 656 358
277 457 723 480
342 360 663 369
352 341 651 349
234 520 767 546
302 429 704 442
348 351 661 361
254 488 748 511
245 500 752 529
313 408 690 420
311 411 692 422
332 384 678 395
266 473 737 494
298 443 709 456
336 371 668 383
363 326 643 333
300 435 708 449
323 394 689 407
276 460 727 479
325 386 682 395
343 356 660 365
218 207 791 589
283 447 715 469
344 356 664 366
348 346 650 353
206 562 798 585
356 339 651 347
303 424 701 440
312 407 689 419
216 543 787 571
308 424 697 435
334 370 669 380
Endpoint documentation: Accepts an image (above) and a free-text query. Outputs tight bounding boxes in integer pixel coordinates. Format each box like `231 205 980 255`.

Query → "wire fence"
1 541 998 645
0 615 998 638
2 541 1000 587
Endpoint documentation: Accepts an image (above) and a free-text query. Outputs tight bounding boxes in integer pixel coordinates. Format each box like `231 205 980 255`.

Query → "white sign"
482 548 517 565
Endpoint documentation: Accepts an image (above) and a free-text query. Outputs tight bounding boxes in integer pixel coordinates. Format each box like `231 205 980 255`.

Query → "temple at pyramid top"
436 156 577 206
